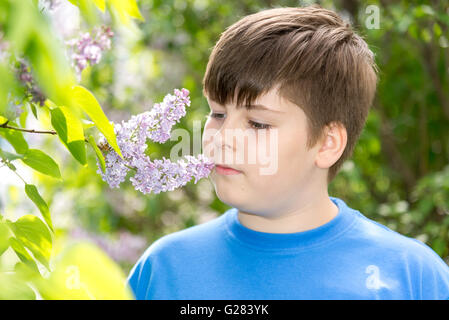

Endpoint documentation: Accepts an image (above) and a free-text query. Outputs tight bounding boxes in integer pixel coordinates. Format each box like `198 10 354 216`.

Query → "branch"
1 122 57 135
0 119 89 143
0 120 138 172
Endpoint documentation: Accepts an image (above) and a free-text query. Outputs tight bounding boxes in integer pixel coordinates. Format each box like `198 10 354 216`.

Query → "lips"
214 164 242 175
215 164 241 172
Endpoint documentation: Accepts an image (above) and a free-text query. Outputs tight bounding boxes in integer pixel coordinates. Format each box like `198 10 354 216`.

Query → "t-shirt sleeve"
410 238 449 300
126 248 153 300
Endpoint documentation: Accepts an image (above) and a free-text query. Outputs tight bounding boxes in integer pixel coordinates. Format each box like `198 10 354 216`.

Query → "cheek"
264 128 308 176
278 129 312 175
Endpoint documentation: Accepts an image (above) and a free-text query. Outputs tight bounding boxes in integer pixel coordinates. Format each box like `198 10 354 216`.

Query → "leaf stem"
0 158 27 184
124 163 137 171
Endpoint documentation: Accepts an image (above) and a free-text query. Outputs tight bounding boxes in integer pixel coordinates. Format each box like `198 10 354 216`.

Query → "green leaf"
30 102 38 120
0 220 11 257
0 121 29 154
108 0 144 25
82 120 96 130
0 148 25 162
70 85 123 159
50 107 68 141
88 134 106 174
21 149 61 179
37 242 134 300
24 184 53 233
433 23 442 38
67 0 100 25
9 237 40 273
14 261 42 283
9 215 52 271
50 106 87 166
0 272 36 300
19 108 29 128
93 0 105 12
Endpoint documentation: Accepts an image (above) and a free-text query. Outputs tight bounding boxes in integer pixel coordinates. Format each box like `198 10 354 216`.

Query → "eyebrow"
208 99 285 114
242 104 286 114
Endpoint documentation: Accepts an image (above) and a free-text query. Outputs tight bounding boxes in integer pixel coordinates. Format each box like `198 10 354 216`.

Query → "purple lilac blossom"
95 88 214 194
0 34 45 116
14 59 46 107
66 25 114 80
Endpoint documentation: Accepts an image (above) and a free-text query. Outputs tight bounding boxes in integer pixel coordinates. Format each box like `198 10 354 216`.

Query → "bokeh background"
1 0 448 280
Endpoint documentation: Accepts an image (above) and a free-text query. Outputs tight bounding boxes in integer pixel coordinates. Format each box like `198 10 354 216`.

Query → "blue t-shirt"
127 196 449 299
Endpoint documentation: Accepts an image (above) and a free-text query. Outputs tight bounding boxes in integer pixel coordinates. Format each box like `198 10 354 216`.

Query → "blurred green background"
1 0 448 279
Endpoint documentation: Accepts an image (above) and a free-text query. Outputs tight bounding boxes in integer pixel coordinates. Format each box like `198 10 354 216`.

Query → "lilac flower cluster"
66 25 114 80
16 60 47 106
0 34 42 120
96 88 214 194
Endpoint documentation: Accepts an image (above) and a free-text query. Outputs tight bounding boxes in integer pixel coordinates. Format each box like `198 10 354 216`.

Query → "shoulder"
127 212 227 297
352 211 449 296
137 211 227 262
352 211 441 258
352 211 438 257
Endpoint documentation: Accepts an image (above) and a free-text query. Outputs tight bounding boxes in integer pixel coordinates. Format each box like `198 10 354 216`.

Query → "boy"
127 5 449 299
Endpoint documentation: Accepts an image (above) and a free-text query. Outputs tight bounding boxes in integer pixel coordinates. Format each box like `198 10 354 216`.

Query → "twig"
0 120 90 143
124 163 137 172
1 123 57 135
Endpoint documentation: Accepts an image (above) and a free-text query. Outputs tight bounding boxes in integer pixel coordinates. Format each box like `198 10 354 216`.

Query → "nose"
212 115 239 163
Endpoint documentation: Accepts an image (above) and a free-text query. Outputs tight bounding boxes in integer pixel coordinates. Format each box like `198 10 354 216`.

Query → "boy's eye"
248 120 271 130
208 112 225 119
206 112 271 130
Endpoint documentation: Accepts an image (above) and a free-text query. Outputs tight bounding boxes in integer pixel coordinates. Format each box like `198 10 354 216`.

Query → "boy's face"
202 86 328 217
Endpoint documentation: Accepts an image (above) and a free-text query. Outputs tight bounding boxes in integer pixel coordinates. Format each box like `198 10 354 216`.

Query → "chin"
214 185 245 208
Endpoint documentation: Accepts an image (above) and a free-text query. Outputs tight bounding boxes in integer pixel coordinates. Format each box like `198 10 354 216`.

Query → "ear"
314 122 347 169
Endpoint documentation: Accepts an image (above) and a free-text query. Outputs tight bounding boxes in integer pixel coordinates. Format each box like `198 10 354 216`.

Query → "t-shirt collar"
224 196 357 252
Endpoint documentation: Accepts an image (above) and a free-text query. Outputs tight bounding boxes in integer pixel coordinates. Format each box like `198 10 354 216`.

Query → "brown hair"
202 5 378 184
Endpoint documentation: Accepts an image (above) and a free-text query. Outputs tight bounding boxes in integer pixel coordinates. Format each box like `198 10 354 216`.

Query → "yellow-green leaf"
9 215 52 271
70 85 123 159
0 272 36 300
0 121 29 154
0 148 24 162
24 184 53 233
0 220 11 256
93 0 105 12
9 237 39 273
88 134 106 174
37 241 134 300
21 149 62 179
67 0 100 25
108 0 144 25
50 106 87 166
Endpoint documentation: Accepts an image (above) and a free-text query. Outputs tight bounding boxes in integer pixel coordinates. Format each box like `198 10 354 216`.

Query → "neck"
237 193 339 234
